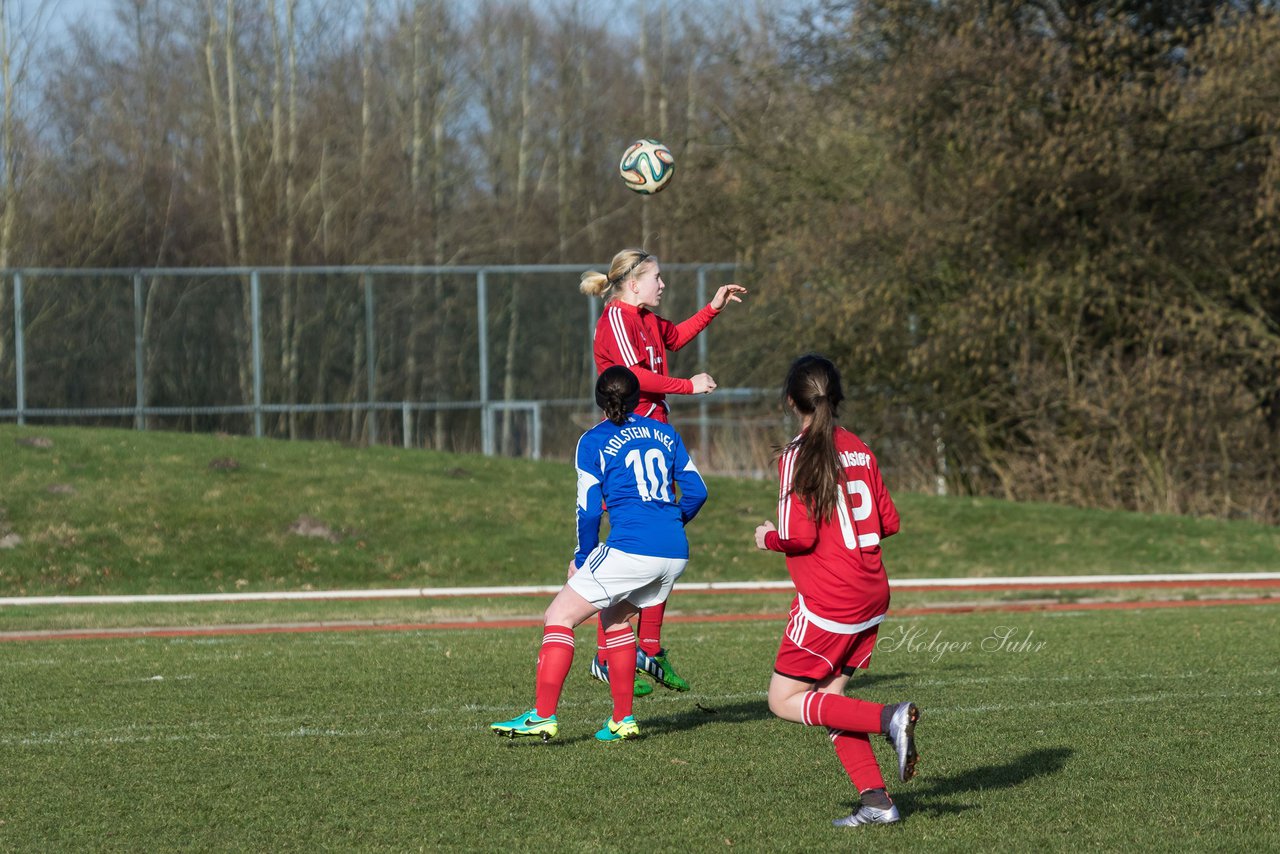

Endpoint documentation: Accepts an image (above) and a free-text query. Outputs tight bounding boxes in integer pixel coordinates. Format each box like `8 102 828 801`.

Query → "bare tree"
0 0 54 381
269 0 301 436
499 16 535 455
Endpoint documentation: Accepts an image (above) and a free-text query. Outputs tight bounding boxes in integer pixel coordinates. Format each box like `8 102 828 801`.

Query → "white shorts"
568 545 687 610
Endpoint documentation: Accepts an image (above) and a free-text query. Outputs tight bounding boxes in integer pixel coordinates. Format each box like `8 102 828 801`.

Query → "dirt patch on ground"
0 508 17 548
286 515 344 543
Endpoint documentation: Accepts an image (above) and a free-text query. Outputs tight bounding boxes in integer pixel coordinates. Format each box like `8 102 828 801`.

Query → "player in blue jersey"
491 366 708 743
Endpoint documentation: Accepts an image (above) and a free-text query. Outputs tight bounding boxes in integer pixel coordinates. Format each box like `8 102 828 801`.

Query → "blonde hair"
579 248 656 299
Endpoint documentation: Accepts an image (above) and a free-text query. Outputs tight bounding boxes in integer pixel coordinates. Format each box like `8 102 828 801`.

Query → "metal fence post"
363 272 378 445
13 273 24 426
251 269 264 438
477 269 492 455
532 401 542 461
133 273 146 431
586 294 597 375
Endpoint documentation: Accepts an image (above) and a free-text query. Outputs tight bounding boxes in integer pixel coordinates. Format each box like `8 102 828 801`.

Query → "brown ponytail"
596 366 641 426
779 354 846 520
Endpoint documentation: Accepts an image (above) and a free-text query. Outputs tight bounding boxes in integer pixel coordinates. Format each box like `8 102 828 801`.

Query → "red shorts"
773 598 883 682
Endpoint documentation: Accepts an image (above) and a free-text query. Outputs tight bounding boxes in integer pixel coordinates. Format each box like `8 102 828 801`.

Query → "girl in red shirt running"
754 353 921 828
580 248 746 695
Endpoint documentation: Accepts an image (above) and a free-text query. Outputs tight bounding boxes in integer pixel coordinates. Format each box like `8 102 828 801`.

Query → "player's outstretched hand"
754 520 776 550
566 559 578 580
710 283 747 311
690 372 717 395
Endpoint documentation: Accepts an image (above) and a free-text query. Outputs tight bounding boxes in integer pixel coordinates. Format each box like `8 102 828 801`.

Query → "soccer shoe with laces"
885 702 921 782
636 648 690 692
594 715 640 743
832 803 901 827
490 709 558 741
589 655 653 697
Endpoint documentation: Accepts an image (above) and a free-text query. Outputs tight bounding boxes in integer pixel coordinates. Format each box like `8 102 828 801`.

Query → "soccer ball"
619 139 675 195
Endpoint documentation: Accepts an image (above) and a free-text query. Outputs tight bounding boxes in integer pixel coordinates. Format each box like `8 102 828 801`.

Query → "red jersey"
594 300 720 423
764 426 900 625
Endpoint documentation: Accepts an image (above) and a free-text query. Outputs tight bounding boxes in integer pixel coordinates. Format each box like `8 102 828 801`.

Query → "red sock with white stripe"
534 625 576 718
801 691 883 733
601 627 637 721
829 728 887 792
596 616 608 661
637 602 665 656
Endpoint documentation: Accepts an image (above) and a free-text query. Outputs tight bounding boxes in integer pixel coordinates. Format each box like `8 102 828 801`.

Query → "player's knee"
766 690 796 721
542 603 572 627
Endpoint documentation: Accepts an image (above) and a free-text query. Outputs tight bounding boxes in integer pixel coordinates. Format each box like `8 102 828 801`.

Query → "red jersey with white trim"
763 426 900 625
594 300 720 423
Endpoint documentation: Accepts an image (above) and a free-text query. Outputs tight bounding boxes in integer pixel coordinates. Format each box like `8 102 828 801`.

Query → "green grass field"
2 605 1276 851
1 425 1278 850
2 424 1278 599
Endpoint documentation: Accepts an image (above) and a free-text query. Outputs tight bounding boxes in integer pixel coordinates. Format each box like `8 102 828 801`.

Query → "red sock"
534 625 575 718
601 627 636 721
596 616 607 659
800 692 883 733
829 728 887 792
637 602 666 656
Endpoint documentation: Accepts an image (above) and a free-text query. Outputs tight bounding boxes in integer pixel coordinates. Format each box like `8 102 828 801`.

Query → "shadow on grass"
641 700 771 736
887 747 1075 819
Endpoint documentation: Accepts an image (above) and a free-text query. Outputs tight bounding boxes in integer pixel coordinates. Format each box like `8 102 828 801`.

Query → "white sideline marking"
6 686 1275 747
1 572 1277 607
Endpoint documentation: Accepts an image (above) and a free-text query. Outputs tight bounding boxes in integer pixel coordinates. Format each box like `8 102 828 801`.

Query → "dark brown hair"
596 366 641 425
780 353 845 520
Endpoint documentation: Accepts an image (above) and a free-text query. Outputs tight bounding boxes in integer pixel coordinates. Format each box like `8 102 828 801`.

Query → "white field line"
5 686 1276 747
1 572 1278 607
2 571 1280 604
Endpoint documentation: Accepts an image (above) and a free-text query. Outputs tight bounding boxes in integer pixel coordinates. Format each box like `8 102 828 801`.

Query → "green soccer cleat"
490 709 558 742
594 714 640 743
590 654 654 697
637 648 690 692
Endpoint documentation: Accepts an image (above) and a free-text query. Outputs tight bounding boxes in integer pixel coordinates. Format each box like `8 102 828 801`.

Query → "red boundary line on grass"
2 595 1275 643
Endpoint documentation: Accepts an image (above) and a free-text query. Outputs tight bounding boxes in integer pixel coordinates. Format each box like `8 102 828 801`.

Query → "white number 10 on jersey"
625 448 671 502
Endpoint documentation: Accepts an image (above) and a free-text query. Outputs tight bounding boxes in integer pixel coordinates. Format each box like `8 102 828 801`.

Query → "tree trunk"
500 27 533 456
404 0 428 444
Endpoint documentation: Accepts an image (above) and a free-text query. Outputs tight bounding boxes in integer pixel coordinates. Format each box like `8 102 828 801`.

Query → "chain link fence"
0 265 798 477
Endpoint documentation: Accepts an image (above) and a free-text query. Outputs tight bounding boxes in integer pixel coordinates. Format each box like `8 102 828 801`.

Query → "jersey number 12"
835 479 880 549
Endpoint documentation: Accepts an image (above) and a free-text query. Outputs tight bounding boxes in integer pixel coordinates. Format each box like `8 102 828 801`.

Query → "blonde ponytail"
579 248 655 301
579 270 612 297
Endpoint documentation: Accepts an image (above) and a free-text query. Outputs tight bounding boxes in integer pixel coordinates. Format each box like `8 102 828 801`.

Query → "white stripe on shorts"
796 594 885 635
568 545 687 611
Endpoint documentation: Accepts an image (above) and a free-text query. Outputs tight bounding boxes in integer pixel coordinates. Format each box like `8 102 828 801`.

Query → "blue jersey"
573 414 708 567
